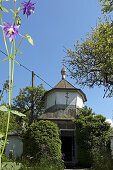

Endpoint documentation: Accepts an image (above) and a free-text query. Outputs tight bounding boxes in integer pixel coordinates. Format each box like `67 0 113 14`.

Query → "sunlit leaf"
14 59 21 66
2 162 22 170
0 106 25 117
2 58 9 63
0 133 3 138
0 105 8 112
0 140 4 147
10 9 15 14
11 110 26 117
16 50 22 54
0 6 8 12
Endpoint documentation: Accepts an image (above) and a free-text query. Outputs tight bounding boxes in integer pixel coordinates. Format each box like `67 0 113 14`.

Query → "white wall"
56 91 77 106
111 137 113 155
46 90 84 109
76 92 84 108
5 136 23 158
46 92 56 109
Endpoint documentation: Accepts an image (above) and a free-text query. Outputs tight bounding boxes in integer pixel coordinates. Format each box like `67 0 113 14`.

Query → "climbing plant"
74 106 112 169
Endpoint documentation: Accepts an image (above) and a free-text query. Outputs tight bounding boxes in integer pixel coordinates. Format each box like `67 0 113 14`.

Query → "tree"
64 17 113 97
74 106 112 169
12 84 46 124
99 0 113 13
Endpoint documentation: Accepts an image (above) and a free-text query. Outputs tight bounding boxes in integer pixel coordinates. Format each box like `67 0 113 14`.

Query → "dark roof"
43 79 87 102
54 79 75 89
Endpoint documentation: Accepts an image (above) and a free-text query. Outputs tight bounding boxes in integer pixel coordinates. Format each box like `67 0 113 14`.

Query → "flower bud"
16 16 21 26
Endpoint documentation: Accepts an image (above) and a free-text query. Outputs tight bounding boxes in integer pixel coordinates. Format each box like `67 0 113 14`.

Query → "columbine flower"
0 22 21 42
21 1 35 17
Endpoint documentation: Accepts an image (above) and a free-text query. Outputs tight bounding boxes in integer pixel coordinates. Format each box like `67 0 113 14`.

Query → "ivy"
74 106 112 169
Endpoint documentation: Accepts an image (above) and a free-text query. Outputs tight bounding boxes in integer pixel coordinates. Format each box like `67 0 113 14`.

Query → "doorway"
61 136 73 161
60 130 75 163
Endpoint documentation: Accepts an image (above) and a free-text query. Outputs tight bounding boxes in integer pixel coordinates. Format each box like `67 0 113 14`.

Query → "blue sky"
0 0 113 121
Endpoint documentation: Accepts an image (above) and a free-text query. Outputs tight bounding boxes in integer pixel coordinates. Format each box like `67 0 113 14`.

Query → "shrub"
74 106 112 168
22 120 64 169
91 149 113 170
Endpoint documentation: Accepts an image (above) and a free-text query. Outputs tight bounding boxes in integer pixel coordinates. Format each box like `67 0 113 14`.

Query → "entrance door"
61 136 73 161
61 130 76 163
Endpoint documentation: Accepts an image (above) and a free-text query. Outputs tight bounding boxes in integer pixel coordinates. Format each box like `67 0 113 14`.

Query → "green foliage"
91 149 113 170
0 105 26 117
0 111 20 133
13 84 46 124
74 106 112 168
2 162 22 170
20 156 64 170
99 0 113 13
22 120 63 169
64 17 113 97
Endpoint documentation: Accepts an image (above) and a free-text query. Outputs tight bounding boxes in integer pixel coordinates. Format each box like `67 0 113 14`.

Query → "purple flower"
21 1 35 17
0 22 21 41
41 144 46 151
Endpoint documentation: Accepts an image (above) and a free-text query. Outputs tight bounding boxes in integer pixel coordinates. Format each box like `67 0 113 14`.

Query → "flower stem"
16 36 25 52
1 41 14 157
11 40 15 99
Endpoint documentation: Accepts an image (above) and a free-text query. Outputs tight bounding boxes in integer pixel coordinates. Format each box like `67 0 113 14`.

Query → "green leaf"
11 110 26 117
25 34 34 46
16 50 22 54
0 133 3 138
2 58 9 63
0 105 8 112
14 59 21 66
10 9 15 14
2 162 22 170
0 6 8 12
0 140 4 147
0 106 25 117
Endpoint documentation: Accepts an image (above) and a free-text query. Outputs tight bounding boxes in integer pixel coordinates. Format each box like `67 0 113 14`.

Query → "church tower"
39 66 87 167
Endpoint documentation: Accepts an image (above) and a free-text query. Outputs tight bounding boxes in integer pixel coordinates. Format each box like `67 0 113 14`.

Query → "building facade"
39 67 87 166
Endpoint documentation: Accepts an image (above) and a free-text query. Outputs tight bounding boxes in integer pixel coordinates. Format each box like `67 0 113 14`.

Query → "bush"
22 120 64 169
74 106 112 168
91 149 113 170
